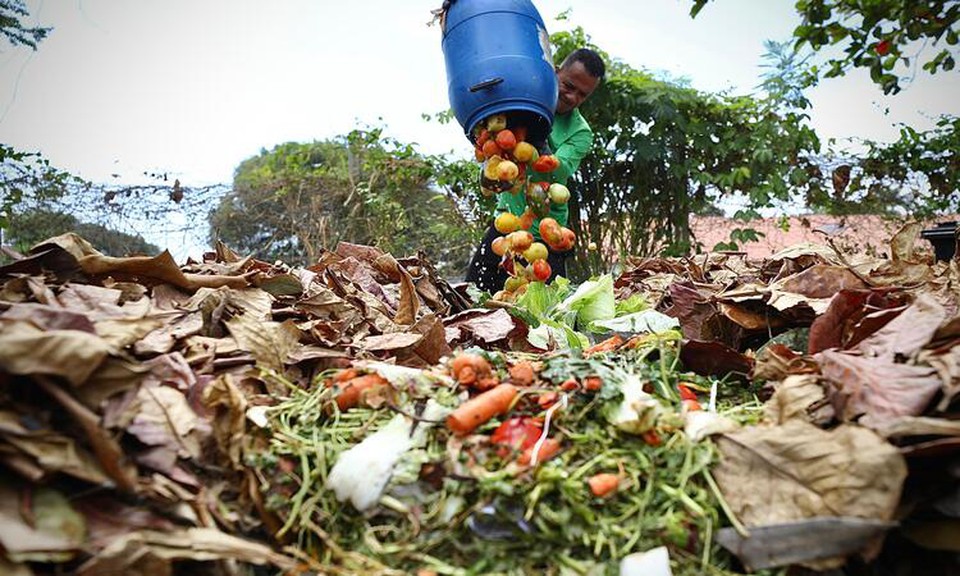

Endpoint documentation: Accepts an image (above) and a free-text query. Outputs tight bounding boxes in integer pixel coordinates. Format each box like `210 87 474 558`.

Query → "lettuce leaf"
556 274 616 332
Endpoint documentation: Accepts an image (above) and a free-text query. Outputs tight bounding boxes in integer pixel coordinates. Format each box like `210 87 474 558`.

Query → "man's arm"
545 125 593 185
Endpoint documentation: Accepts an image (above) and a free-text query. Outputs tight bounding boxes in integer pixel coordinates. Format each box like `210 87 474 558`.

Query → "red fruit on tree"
875 40 891 56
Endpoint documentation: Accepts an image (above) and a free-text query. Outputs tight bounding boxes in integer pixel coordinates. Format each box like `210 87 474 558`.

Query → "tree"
687 4 959 217
0 0 51 49
549 27 821 276
1 145 76 229
4 208 160 256
690 0 960 95
209 128 479 275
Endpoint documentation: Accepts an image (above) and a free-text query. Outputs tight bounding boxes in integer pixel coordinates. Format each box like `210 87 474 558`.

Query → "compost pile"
1 225 958 575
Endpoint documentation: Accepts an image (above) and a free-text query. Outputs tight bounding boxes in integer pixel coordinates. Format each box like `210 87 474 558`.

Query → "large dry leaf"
764 375 832 425
807 289 909 354
75 527 296 575
718 301 788 331
920 345 960 410
202 374 248 468
679 339 754 379
752 343 818 382
0 557 33 576
715 420 907 527
0 302 95 332
127 384 205 460
765 264 868 316
226 314 301 373
33 376 139 492
134 311 204 355
0 410 111 485
403 313 452 367
773 264 868 300
360 332 423 352
0 322 112 386
444 308 518 346
0 480 86 563
716 517 895 571
817 350 943 429
57 283 125 318
95 316 165 350
873 416 960 439
32 233 255 292
856 293 945 361
73 496 176 550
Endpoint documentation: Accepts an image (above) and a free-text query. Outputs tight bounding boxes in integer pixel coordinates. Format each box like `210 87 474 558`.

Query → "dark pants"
465 222 568 294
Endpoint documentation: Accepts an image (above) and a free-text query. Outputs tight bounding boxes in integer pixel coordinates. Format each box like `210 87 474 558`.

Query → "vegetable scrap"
1 222 959 575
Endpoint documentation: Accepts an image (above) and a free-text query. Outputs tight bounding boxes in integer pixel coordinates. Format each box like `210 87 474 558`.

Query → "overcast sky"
2 0 959 187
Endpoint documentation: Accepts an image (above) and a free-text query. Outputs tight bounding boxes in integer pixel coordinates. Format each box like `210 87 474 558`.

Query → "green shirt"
495 108 593 237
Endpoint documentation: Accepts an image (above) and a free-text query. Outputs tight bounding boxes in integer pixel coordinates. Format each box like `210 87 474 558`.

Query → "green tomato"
548 183 570 204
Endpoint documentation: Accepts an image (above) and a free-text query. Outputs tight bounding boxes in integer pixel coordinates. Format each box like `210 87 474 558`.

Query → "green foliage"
0 0 51 49
808 115 960 216
3 208 160 257
209 128 480 275
550 27 820 274
691 0 960 95
1 145 76 228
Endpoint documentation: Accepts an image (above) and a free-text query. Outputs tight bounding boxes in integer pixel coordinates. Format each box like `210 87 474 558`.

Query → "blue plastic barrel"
441 0 558 145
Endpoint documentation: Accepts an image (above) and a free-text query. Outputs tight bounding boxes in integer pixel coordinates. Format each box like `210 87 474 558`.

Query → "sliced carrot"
537 391 559 410
335 373 389 411
450 353 492 387
518 437 561 466
641 429 662 447
446 384 518 436
587 473 620 497
583 375 603 392
682 398 703 412
328 368 359 386
584 334 625 356
559 378 579 392
475 376 500 391
508 361 536 386
677 383 698 401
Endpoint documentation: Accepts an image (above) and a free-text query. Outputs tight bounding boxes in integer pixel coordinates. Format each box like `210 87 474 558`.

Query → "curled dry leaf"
817 350 943 429
715 420 907 567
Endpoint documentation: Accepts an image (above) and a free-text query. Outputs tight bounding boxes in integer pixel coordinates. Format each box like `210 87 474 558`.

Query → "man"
465 48 606 294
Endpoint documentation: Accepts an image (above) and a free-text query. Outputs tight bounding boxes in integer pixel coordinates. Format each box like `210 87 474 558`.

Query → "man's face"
555 61 599 115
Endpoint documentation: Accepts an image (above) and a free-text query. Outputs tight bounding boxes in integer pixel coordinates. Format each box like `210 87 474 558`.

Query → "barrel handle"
469 77 504 92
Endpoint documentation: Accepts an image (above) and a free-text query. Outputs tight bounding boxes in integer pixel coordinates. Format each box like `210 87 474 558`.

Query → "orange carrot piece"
583 376 603 392
508 361 536 386
537 391 559 410
584 334 625 356
446 384 518 436
682 398 703 412
335 373 388 411
641 429 662 446
450 353 492 386
328 368 360 386
475 376 500 391
560 378 579 392
587 473 620 497
518 437 561 466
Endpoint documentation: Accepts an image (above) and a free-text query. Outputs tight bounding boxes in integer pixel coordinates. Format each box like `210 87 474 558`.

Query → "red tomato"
491 417 543 452
677 384 698 401
532 259 551 281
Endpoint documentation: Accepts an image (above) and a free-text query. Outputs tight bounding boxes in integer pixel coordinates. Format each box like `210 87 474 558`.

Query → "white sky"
1 0 959 187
